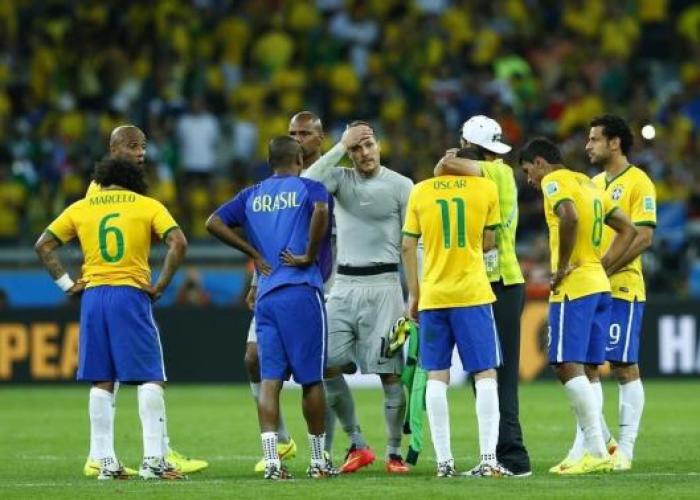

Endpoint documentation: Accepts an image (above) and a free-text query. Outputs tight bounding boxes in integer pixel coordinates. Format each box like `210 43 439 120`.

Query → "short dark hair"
590 114 633 155
93 157 147 194
348 120 375 134
268 136 302 169
456 146 485 161
519 137 563 165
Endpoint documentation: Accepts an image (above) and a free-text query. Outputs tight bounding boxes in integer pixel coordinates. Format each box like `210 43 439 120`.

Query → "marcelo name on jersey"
251 192 301 212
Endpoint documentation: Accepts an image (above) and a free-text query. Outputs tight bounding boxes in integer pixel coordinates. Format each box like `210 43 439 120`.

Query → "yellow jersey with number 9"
541 169 616 302
592 166 656 301
46 189 179 289
403 175 501 310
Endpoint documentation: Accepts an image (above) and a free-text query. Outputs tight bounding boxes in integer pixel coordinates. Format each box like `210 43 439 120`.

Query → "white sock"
618 379 644 458
137 383 165 459
89 387 116 461
251 381 290 443
591 381 612 443
382 382 406 457
475 377 499 465
564 376 607 457
569 422 586 461
262 431 280 467
161 400 172 456
426 380 452 463
308 433 325 466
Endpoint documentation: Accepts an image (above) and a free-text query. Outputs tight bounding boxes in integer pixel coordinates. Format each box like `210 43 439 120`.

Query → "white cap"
461 115 512 154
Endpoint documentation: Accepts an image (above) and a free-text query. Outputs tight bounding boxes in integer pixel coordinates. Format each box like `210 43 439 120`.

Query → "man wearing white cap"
435 115 531 476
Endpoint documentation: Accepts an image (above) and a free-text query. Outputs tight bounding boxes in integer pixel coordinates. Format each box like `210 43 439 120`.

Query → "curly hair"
92 157 147 194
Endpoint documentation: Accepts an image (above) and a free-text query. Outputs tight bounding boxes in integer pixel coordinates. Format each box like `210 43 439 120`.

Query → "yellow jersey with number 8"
46 189 179 289
542 169 616 302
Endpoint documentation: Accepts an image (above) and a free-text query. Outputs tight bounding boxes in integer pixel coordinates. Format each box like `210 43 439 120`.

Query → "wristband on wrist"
55 273 75 292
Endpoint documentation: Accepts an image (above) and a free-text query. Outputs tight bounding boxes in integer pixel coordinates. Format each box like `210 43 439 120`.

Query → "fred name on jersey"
434 178 468 190
251 191 301 212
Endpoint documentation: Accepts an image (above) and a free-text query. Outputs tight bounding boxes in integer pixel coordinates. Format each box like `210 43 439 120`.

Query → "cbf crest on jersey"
611 185 624 201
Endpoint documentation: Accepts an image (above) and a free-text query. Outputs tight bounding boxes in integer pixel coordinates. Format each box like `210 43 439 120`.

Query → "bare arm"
552 200 578 290
150 228 188 300
483 228 496 252
205 214 271 275
401 236 420 320
281 201 329 267
34 232 85 295
434 156 483 177
601 210 641 276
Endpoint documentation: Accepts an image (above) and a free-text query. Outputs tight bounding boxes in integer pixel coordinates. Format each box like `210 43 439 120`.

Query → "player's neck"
102 184 127 191
303 151 321 169
604 155 630 180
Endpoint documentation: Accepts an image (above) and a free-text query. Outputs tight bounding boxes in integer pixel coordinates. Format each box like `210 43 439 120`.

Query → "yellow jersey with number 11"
46 189 179 290
403 175 501 310
541 169 616 302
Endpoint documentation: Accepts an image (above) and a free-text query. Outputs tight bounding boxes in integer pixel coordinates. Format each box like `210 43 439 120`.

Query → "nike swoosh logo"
360 202 372 206
605 347 616 352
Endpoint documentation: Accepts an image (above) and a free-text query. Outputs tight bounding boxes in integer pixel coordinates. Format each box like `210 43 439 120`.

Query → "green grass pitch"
1 380 699 499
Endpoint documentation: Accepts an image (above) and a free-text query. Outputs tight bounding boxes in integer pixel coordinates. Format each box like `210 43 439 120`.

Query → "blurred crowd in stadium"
1 0 700 297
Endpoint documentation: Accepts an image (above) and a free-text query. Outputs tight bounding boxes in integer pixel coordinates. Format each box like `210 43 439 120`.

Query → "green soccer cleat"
254 438 297 472
555 453 613 475
548 455 578 474
166 449 208 474
84 458 137 477
612 450 632 471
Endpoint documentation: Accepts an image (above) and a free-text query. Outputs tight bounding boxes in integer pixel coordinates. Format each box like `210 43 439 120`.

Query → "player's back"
541 169 611 301
406 175 500 309
48 190 178 289
241 175 329 298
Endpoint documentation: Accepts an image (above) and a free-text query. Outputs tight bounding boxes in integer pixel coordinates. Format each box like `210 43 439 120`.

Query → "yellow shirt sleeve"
46 204 78 244
402 187 421 238
630 175 657 227
151 201 179 239
542 173 572 213
485 183 502 229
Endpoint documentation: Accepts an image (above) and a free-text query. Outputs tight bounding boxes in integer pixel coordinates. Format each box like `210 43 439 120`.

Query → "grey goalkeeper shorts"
325 272 404 374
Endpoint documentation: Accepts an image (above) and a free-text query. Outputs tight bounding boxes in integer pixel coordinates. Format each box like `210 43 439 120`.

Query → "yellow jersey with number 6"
541 169 616 302
403 175 501 310
46 189 179 289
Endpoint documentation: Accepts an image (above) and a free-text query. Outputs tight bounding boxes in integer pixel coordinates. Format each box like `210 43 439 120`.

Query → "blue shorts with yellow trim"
419 304 502 374
605 298 645 364
548 293 611 365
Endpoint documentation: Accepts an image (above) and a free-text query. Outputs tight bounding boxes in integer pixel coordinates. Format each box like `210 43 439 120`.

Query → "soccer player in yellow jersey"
519 138 636 475
435 116 531 476
35 157 187 480
82 125 208 476
402 157 511 477
587 115 656 470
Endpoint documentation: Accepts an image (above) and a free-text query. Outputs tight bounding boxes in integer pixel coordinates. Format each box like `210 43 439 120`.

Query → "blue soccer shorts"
548 292 611 365
255 284 327 386
605 298 645 364
78 286 166 382
419 304 502 374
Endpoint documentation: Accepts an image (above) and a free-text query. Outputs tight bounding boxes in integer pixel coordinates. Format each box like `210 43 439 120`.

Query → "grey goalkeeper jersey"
303 143 413 267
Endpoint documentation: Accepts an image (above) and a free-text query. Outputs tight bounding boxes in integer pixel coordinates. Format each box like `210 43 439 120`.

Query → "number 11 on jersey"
436 198 466 249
